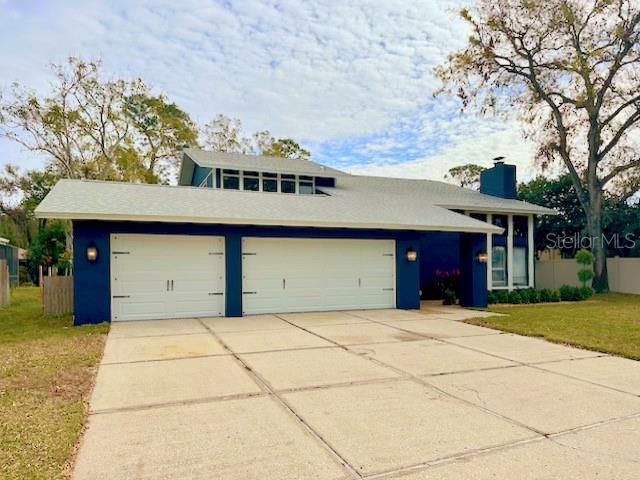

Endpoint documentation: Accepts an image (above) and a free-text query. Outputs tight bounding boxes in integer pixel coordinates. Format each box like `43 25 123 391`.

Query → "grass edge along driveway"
466 293 640 361
0 287 108 480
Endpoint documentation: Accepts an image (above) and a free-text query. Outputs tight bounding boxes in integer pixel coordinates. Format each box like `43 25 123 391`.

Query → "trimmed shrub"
539 288 553 303
525 289 541 303
508 290 523 304
550 289 561 302
496 290 510 304
579 285 594 299
487 290 499 304
575 249 594 288
560 284 582 301
442 289 457 305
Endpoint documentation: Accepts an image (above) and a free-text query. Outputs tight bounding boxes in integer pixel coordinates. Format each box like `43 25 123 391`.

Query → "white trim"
486 213 492 290
528 214 535 288
507 214 513 290
37 211 504 233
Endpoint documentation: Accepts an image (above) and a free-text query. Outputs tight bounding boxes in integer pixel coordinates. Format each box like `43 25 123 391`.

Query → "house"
35 150 553 325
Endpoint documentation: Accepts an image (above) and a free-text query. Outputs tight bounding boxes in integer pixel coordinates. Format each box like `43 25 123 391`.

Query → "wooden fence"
42 276 74 315
0 260 9 307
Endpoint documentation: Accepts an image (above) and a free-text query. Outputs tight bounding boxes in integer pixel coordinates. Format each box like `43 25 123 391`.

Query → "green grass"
0 287 108 480
466 293 640 360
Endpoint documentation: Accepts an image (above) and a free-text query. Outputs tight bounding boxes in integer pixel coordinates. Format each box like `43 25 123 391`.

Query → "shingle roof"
36 179 507 234
338 175 553 215
179 149 344 185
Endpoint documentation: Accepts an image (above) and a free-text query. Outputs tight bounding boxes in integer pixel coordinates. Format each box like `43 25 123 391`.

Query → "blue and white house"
36 150 552 325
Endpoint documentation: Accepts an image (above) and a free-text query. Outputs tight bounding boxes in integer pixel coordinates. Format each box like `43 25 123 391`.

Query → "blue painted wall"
458 233 488 308
480 162 517 200
72 221 421 324
191 166 213 187
73 222 111 325
418 232 461 299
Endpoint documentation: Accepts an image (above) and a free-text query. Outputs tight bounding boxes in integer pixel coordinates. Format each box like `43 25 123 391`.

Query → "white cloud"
0 0 539 182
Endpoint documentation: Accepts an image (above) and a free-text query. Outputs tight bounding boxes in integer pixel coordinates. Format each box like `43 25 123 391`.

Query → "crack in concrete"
96 311 640 479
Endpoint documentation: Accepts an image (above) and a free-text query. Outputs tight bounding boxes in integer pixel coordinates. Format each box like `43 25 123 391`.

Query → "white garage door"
110 234 225 321
242 238 395 315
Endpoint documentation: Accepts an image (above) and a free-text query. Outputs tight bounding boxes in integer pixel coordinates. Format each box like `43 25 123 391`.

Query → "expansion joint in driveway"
196 318 363 480
274 314 548 439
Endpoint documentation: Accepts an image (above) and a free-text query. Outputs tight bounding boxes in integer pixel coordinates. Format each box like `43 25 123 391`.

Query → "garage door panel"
242 238 395 315
111 234 225 321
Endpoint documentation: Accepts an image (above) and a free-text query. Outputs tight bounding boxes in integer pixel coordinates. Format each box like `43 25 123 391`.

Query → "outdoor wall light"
476 252 488 263
405 249 418 262
86 245 98 262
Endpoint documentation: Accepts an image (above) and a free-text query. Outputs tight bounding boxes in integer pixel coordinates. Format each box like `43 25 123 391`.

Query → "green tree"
27 221 70 280
445 163 486 189
261 138 311 160
124 93 198 183
518 175 586 256
437 0 640 292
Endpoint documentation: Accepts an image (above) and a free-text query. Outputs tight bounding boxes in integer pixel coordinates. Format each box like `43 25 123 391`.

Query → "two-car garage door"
110 235 396 320
242 238 396 315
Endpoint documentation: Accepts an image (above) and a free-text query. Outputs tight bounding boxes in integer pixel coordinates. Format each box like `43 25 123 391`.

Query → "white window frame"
222 169 241 190
468 211 534 291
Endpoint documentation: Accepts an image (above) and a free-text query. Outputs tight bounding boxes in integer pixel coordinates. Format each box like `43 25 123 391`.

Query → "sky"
0 0 539 183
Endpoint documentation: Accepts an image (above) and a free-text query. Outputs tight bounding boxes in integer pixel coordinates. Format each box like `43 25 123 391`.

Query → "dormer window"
299 176 314 194
208 168 331 195
262 172 278 192
281 175 296 194
222 169 240 190
243 171 260 191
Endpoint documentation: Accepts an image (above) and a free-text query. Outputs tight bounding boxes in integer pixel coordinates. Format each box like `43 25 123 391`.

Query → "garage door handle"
282 278 286 289
358 278 361 287
208 292 223 296
171 280 174 291
167 280 170 291
113 295 130 299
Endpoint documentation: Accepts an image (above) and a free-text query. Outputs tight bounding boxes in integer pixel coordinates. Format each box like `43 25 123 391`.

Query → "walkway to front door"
73 308 640 479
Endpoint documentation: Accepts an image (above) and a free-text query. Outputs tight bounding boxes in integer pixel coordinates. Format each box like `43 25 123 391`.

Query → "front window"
492 246 507 287
513 216 528 239
513 246 528 286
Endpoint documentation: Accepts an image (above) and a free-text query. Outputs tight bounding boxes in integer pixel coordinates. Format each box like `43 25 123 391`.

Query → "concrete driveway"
74 308 640 479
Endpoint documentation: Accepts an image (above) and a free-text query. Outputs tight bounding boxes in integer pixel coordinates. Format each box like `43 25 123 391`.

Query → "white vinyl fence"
536 257 640 294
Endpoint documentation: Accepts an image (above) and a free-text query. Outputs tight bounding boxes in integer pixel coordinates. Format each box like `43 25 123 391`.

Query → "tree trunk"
586 192 609 292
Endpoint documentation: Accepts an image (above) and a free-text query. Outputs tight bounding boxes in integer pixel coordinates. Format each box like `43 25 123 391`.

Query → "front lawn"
466 293 640 360
0 287 108 480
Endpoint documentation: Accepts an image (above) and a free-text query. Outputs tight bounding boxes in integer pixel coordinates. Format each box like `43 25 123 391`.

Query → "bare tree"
437 0 640 292
0 57 198 183
201 114 251 153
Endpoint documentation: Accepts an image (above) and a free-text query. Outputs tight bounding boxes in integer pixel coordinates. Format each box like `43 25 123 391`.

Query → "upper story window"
281 174 296 194
222 169 240 190
209 169 323 195
299 176 314 195
243 171 259 191
262 172 277 192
